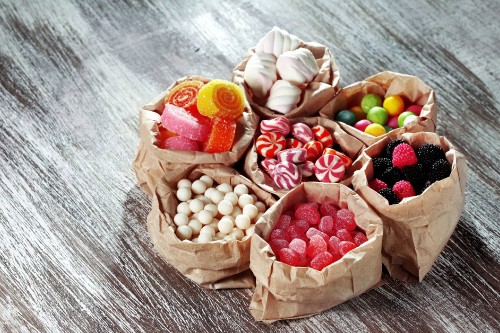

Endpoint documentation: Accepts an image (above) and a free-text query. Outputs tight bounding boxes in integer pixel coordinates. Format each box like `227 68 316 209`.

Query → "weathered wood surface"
1 0 499 332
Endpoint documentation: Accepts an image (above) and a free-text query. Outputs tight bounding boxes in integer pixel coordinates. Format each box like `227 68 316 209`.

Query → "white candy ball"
200 225 215 237
235 214 251 230
218 218 234 234
224 234 236 241
255 201 266 213
215 232 226 240
175 225 192 240
231 228 245 240
246 225 256 237
198 233 212 243
224 192 239 206
177 202 191 215
218 199 234 216
176 187 192 202
238 194 254 208
230 206 242 219
192 180 207 195
217 183 233 194
173 213 189 227
233 184 249 196
192 237 199 243
188 220 203 234
210 190 224 205
204 204 218 217
199 175 214 188
205 187 215 198
189 199 204 214
242 204 259 220
194 195 211 205
177 179 192 189
209 219 219 231
198 210 213 225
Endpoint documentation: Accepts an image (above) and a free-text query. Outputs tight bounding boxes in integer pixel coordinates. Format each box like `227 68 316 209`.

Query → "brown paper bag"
147 164 276 289
319 71 437 146
351 132 467 282
249 182 383 322
232 31 340 119
243 117 365 197
133 76 259 196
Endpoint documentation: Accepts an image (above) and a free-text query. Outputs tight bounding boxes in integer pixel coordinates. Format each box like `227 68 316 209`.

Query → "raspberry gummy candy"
307 235 327 258
306 228 329 242
339 241 357 255
352 231 368 246
279 248 300 266
318 216 334 235
294 206 321 225
336 209 356 231
270 228 288 241
310 252 335 271
392 180 416 200
276 214 292 230
319 202 338 218
294 220 310 233
269 239 289 256
369 179 388 192
336 228 354 242
289 238 307 255
294 202 319 211
392 143 418 168
287 225 307 242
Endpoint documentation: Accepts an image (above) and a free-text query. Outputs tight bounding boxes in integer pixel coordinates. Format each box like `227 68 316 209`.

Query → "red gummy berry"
306 228 329 242
307 235 327 258
276 214 292 229
270 228 288 241
279 248 300 266
369 179 388 191
339 241 357 255
336 228 354 242
294 220 310 233
319 216 334 235
269 239 289 255
352 231 368 246
310 252 335 270
336 209 356 231
328 236 341 254
295 206 321 225
392 180 416 200
289 238 307 255
392 143 418 168
319 202 339 218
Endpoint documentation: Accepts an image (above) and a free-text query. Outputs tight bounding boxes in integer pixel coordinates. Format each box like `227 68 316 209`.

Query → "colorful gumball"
297 160 315 177
197 80 245 119
165 80 204 114
314 154 345 183
335 110 357 126
260 116 290 136
291 123 314 143
387 115 399 129
361 94 382 113
406 104 423 116
398 111 416 128
277 148 307 163
286 138 304 149
383 95 405 116
256 132 286 158
354 119 372 132
350 106 366 121
304 141 324 161
312 125 334 148
364 123 386 136
202 118 236 153
273 162 302 190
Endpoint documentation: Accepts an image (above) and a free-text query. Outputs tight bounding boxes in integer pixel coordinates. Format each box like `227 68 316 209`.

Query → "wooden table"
1 0 498 331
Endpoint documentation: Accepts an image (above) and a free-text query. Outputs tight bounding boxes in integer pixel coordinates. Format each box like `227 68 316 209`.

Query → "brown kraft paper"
319 71 437 146
232 32 340 119
249 182 383 322
147 164 276 289
244 117 365 197
351 132 467 282
133 76 259 196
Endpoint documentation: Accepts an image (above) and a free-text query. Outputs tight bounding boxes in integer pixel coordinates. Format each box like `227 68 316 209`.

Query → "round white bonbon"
200 226 215 237
191 180 207 195
204 204 218 217
189 199 204 214
238 194 254 208
176 187 192 202
174 213 189 227
177 179 191 189
176 225 192 240
177 202 191 215
199 175 214 188
218 199 234 216
218 218 234 234
224 192 238 206
235 214 251 230
210 190 224 205
231 228 245 240
217 184 233 194
197 233 212 243
243 204 259 220
197 210 213 225
188 220 203 235
234 184 249 197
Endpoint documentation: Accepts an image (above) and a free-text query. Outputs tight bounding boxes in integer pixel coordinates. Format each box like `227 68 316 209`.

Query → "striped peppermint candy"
314 154 345 183
304 141 324 161
297 160 315 177
273 161 302 190
261 158 278 176
286 138 304 149
256 132 286 158
260 116 290 136
323 148 353 169
277 148 307 163
291 123 314 143
312 125 334 148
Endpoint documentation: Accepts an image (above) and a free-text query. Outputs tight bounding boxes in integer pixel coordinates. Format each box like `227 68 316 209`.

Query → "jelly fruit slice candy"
202 118 236 153
161 104 211 141
197 80 245 119
165 80 205 114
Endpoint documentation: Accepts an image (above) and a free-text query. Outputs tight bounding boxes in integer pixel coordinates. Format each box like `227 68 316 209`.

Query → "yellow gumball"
350 106 366 121
364 123 386 137
383 95 405 117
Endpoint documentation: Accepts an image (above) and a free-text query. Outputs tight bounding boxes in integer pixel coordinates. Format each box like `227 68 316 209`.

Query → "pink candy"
260 116 290 136
261 158 278 175
312 125 334 148
161 104 211 141
273 161 302 190
286 138 304 149
297 160 314 177
291 123 314 143
162 136 200 151
277 148 307 163
314 154 345 183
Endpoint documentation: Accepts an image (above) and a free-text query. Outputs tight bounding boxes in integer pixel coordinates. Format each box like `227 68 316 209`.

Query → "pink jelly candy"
279 248 300 266
320 202 339 218
294 206 320 225
273 161 302 190
161 103 211 141
261 158 278 176
276 214 292 230
336 228 354 242
328 236 341 254
291 123 314 143
295 202 319 211
312 125 334 149
289 238 307 255
286 138 304 149
319 216 334 235
287 225 307 242
277 148 307 163
310 252 335 270
307 235 327 258
270 228 288 240
269 239 289 255
161 136 200 151
352 231 368 246
314 154 345 183
260 116 290 136
297 160 315 177
339 241 357 255
306 228 329 242
294 220 310 233
336 209 356 231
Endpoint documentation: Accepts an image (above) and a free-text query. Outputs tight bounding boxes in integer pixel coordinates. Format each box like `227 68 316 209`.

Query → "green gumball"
367 106 389 125
398 111 417 127
335 110 357 126
361 94 382 113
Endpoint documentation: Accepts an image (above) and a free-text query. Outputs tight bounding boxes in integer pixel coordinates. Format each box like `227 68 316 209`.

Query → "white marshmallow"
218 199 234 216
244 53 277 98
238 194 254 208
197 210 213 225
276 48 319 85
177 202 191 215
265 80 302 114
204 203 218 217
188 220 203 235
235 214 251 230
255 26 302 58
217 183 233 194
243 204 259 220
224 192 239 206
218 218 234 234
210 190 224 205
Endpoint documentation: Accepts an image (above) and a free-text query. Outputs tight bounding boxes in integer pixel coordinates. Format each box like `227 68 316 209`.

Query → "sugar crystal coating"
161 103 211 141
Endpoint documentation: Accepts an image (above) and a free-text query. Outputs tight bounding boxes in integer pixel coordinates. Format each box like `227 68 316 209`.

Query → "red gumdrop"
283 210 295 218
287 225 306 242
269 239 289 256
353 231 368 246
289 238 307 255
329 249 342 262
339 241 357 255
336 209 356 231
320 202 339 218
294 202 319 211
294 220 310 233
276 214 292 230
306 228 329 242
270 228 288 241
328 236 341 254
337 229 354 242
279 248 300 266
310 252 335 270
307 235 327 258
295 207 321 225
297 253 308 267
319 216 334 235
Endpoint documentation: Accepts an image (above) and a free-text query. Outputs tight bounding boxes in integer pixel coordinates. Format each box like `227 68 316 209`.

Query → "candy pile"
155 79 245 153
369 140 452 204
244 27 319 114
255 117 352 189
267 202 368 270
174 175 268 243
335 94 423 137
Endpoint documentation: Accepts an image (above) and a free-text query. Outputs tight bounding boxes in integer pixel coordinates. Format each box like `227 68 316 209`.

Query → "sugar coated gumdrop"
306 228 329 242
339 241 357 255
319 216 334 235
279 248 300 266
289 238 307 255
310 252 335 270
269 239 289 255
197 80 245 119
294 205 320 225
336 209 356 231
320 202 338 218
161 104 211 141
165 80 205 114
336 229 354 242
353 231 368 246
203 117 236 153
162 136 200 151
307 235 327 258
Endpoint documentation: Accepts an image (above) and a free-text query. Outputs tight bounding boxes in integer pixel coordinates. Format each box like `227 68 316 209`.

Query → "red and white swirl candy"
273 161 302 190
256 132 286 158
261 158 278 176
291 123 314 143
312 125 334 149
323 148 353 169
298 160 315 177
286 138 304 149
277 148 307 163
314 154 345 183
260 116 290 136
304 141 324 161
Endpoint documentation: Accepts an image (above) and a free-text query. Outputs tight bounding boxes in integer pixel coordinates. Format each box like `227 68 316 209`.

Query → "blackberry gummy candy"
429 159 452 182
392 143 418 168
378 188 401 205
417 144 447 168
402 163 426 188
381 166 405 187
372 157 392 178
310 252 335 271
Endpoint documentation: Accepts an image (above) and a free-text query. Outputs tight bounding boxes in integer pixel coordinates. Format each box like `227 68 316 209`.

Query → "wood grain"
0 0 499 332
